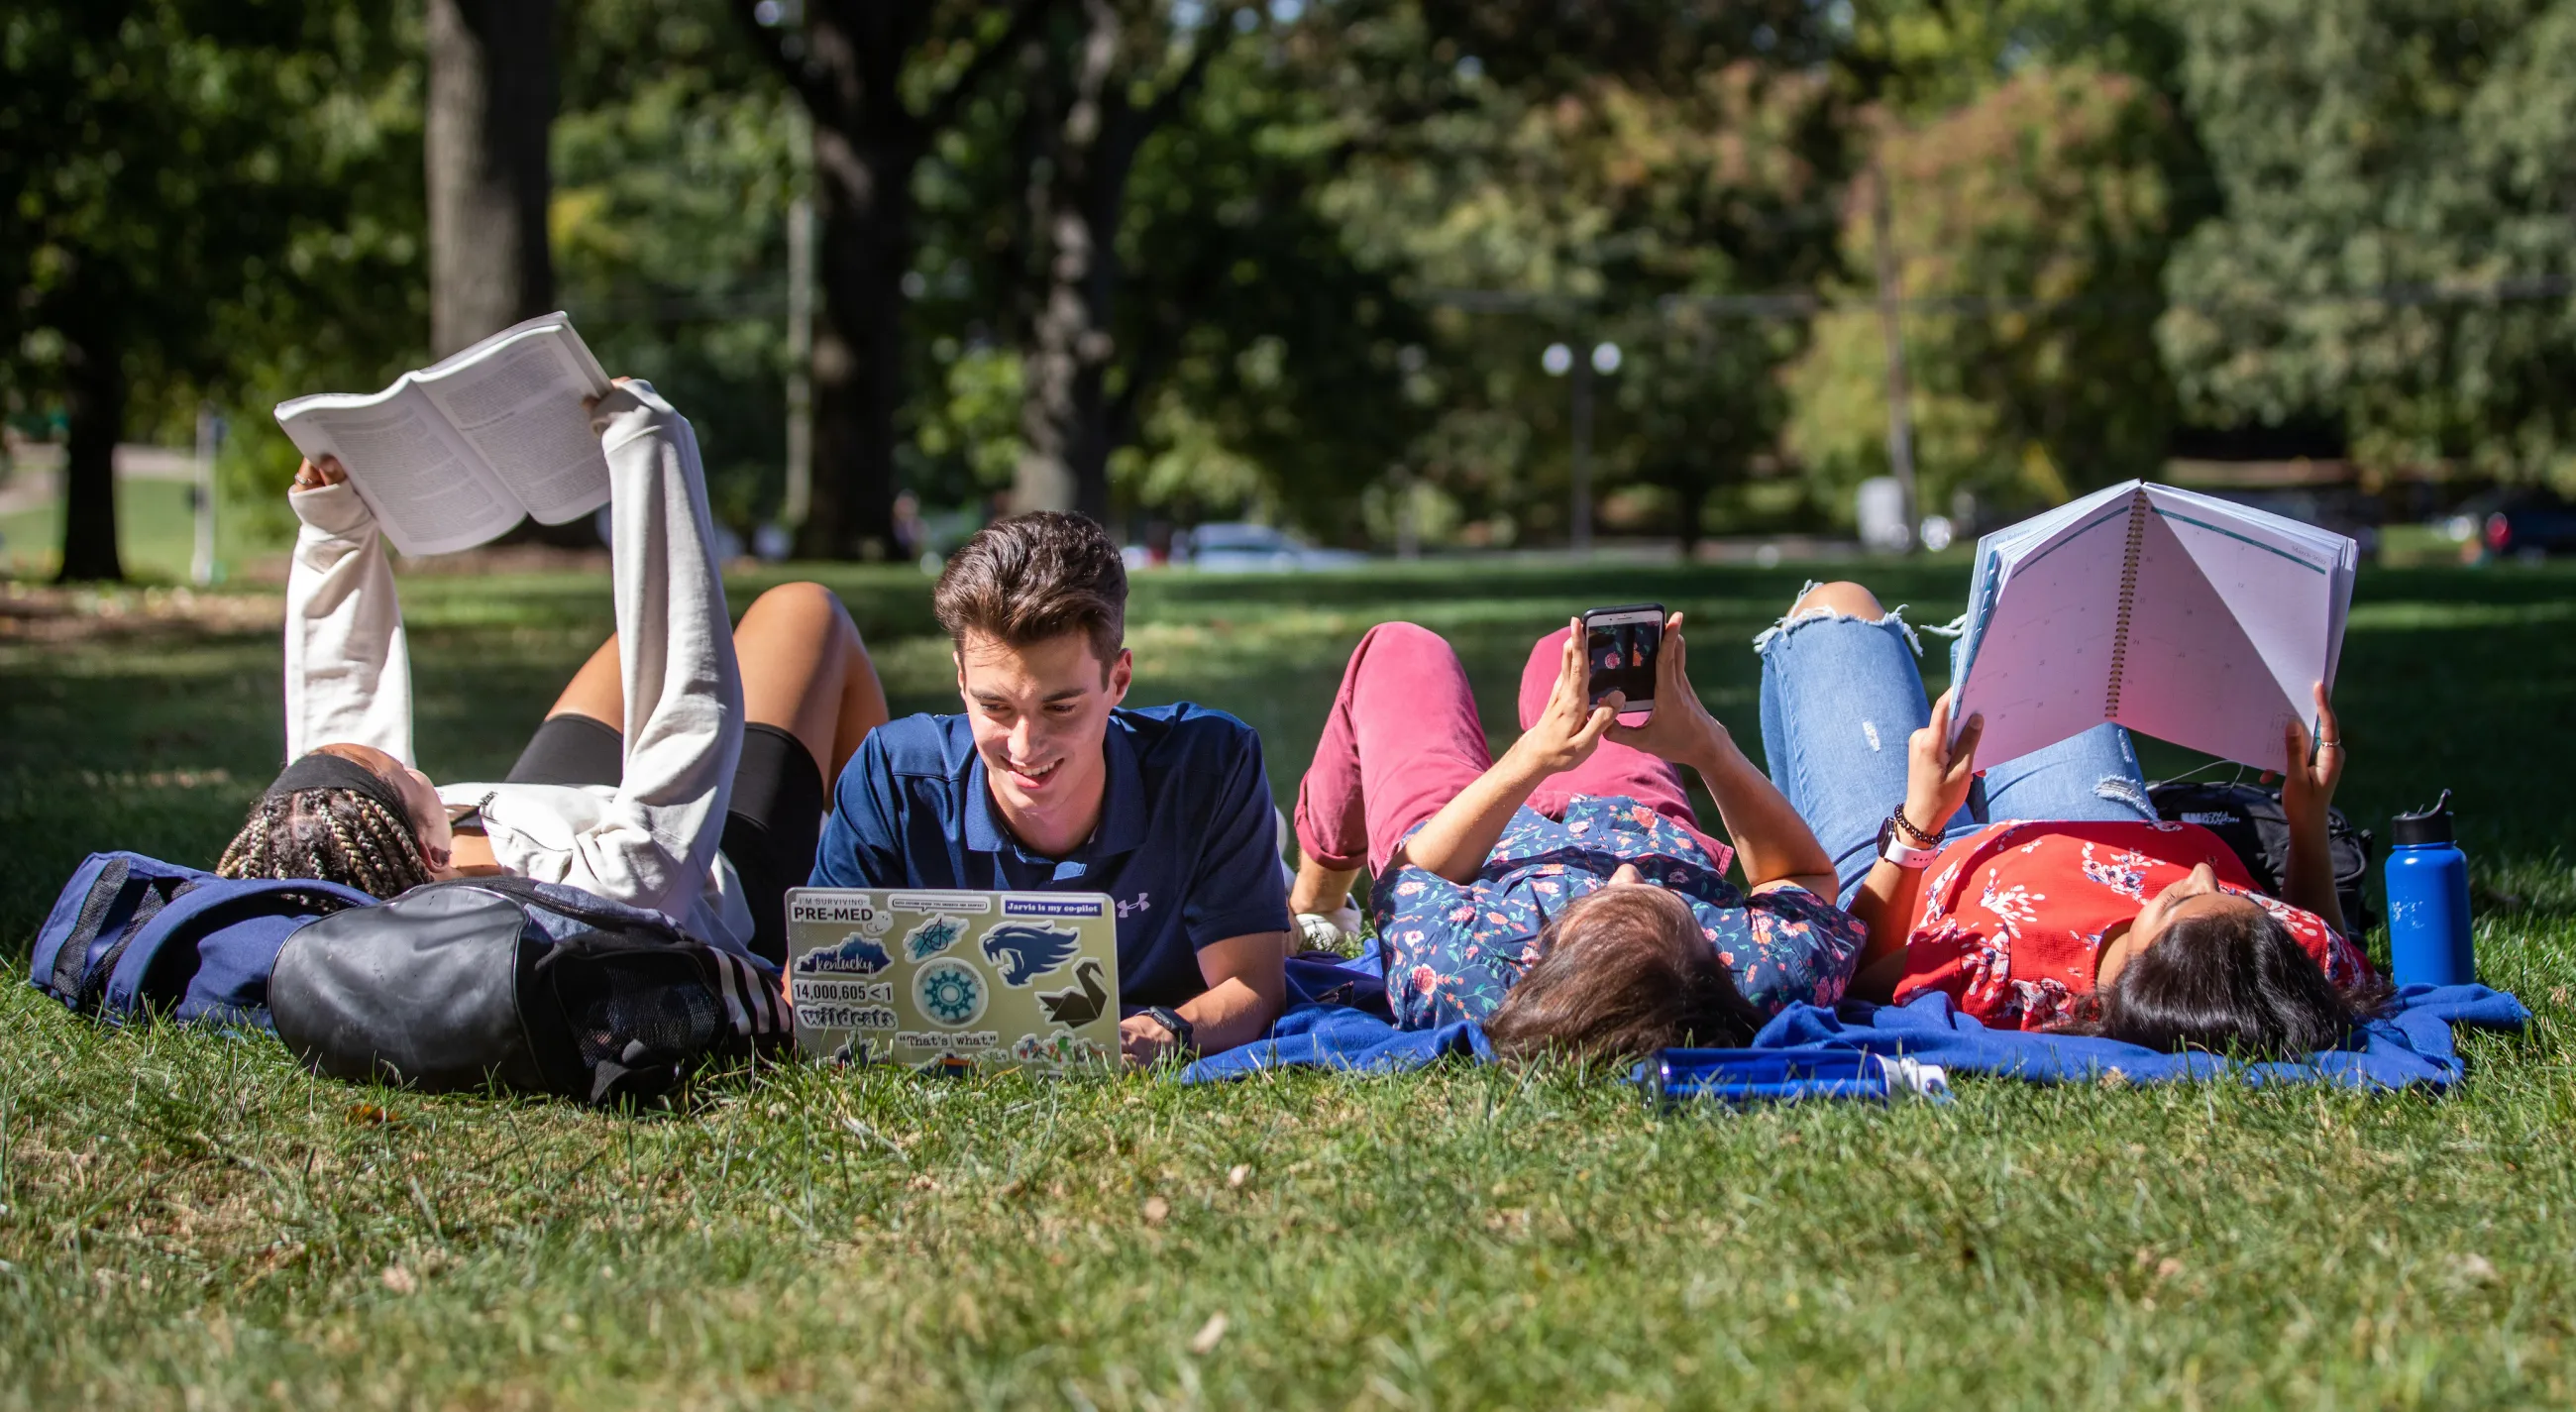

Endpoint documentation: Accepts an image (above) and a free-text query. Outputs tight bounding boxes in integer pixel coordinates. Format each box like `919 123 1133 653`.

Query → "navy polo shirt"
808 703 1292 1009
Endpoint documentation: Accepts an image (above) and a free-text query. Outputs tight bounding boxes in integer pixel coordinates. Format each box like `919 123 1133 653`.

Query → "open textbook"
1951 480 2358 769
272 313 614 556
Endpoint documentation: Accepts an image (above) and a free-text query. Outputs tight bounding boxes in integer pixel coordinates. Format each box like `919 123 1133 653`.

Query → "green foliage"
1111 35 1434 538
1785 67 2196 522
555 0 800 535
2 0 428 557
2160 0 2576 487
1322 16 1849 544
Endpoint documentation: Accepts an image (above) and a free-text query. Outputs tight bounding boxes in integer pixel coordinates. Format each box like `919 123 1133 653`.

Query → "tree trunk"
54 322 126 584
1014 0 1120 519
801 129 907 559
1669 471 1709 558
426 0 555 358
1015 0 1227 522
737 0 1052 557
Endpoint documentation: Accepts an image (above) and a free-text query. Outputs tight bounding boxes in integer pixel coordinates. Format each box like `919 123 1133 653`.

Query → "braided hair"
215 788 437 899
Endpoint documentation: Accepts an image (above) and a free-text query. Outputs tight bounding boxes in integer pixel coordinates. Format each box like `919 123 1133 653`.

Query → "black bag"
2147 780 2376 933
268 876 791 1106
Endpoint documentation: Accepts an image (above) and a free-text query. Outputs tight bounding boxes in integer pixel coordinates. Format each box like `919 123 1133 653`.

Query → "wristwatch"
1143 1005 1198 1055
1877 813 1943 870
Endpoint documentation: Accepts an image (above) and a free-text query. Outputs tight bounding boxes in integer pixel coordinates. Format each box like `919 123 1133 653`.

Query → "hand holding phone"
1600 609 1732 771
1582 603 1664 712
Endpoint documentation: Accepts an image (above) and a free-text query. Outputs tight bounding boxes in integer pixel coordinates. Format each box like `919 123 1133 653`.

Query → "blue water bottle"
2385 790 2474 988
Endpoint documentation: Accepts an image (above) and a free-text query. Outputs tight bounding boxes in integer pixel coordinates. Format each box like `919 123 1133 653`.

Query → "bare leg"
545 636 625 730
733 581 889 783
1787 580 1887 621
1290 857 1363 918
541 582 888 781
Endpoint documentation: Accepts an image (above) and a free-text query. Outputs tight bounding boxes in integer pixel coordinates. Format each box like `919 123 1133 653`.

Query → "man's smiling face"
956 628 1131 853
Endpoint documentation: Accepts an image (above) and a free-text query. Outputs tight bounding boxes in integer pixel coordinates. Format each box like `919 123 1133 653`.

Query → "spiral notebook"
1950 481 2358 769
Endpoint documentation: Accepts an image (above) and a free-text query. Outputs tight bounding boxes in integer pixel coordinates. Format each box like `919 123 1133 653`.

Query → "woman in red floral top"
1755 581 2385 1056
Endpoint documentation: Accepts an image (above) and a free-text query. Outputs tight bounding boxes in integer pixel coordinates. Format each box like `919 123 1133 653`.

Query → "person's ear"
953 647 969 701
1108 648 1133 706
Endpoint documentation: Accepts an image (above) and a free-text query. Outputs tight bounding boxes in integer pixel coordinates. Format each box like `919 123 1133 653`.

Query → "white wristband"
1881 834 1943 870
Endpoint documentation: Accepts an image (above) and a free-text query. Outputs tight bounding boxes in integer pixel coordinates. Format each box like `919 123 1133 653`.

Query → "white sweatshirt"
282 380 756 952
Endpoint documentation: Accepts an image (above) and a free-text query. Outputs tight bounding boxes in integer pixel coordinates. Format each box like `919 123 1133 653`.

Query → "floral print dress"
1897 819 2373 1030
1373 794 1868 1030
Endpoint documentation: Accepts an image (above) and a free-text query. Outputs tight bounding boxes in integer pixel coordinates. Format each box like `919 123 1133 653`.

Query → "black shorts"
502 713 824 967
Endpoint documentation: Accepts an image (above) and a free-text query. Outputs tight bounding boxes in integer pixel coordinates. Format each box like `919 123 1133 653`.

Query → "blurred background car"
1176 522 1368 572
2444 488 2576 562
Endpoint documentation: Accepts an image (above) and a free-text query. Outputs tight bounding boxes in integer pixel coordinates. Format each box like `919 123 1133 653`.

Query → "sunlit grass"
3 556 2572 1407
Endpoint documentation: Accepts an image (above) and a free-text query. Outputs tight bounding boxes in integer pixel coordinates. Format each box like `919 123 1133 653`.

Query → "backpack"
2146 780 2377 934
29 851 373 1029
268 875 792 1106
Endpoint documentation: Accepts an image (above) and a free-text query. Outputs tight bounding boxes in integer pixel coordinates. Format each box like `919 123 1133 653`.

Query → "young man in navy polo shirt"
809 511 1290 1065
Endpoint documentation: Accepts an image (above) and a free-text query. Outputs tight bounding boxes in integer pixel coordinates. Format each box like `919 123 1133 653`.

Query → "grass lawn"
2 556 2572 1409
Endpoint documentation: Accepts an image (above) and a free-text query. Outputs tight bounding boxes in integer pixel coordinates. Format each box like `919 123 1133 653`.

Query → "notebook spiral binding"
2104 489 2150 719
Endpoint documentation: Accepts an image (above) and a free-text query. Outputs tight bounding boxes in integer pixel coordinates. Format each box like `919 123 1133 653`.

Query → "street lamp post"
1545 340 1620 555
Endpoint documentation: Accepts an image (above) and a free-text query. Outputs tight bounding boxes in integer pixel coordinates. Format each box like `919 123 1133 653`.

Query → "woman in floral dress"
1755 581 2383 1055
1286 614 1866 1058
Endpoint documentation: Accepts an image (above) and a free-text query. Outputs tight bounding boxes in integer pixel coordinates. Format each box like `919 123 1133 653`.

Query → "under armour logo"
1116 892 1151 919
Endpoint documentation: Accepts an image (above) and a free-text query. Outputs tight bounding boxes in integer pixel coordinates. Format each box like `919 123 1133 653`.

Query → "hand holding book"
272 314 615 556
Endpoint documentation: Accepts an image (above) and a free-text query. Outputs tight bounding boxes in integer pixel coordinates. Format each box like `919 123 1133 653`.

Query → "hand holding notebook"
271 313 615 556
1950 481 2359 768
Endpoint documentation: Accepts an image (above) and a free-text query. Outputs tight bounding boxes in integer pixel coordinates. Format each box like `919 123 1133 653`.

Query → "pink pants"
1291 622 1728 878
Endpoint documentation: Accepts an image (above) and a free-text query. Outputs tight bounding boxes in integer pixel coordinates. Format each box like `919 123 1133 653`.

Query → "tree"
1784 68 2197 523
1 0 397 582
732 0 1052 557
555 0 802 535
426 0 556 356
1010 0 1243 519
1318 2 1850 549
2159 0 2576 486
1107 33 1436 540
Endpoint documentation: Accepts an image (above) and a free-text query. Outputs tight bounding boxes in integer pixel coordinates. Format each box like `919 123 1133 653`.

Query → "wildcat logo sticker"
981 922 1083 987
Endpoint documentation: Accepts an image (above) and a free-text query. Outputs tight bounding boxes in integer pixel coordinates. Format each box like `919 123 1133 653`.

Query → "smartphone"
1581 603 1664 711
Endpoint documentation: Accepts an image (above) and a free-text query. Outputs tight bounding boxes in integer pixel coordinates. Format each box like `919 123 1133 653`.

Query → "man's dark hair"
1484 886 1763 1062
2068 901 2391 1057
933 511 1127 671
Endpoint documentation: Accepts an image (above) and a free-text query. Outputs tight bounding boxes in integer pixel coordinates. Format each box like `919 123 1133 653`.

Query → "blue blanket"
1180 980 2527 1093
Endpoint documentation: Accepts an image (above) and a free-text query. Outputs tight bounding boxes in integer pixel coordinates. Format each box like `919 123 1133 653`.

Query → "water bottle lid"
2391 789 2455 846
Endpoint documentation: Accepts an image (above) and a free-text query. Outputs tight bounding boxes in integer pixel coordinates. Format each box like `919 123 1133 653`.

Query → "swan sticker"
902 913 972 962
982 922 1083 987
1037 958 1110 1028
795 932 893 977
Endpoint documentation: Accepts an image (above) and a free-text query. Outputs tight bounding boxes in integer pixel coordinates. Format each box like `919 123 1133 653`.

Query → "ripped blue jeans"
1754 587 2153 908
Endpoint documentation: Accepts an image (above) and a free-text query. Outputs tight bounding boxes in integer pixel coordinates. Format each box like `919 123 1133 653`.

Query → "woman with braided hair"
218 379 888 965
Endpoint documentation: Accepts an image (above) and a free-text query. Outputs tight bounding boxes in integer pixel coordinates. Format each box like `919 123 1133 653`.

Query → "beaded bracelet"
1889 806 1944 848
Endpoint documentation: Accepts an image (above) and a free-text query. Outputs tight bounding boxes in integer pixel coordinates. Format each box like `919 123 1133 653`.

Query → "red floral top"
1895 819 2373 1031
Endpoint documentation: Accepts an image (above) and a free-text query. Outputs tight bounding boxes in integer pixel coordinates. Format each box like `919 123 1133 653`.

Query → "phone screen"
1583 608 1662 709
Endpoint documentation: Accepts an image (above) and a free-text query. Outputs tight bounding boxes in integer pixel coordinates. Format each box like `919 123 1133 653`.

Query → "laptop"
784 887 1122 1073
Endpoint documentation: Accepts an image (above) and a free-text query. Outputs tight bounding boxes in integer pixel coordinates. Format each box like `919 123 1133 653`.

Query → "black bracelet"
1889 806 1944 848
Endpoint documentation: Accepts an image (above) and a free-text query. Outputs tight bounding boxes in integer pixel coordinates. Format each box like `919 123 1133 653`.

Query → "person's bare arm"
1391 621 1617 884
1842 690 1983 997
1693 739 1838 895
2276 682 2350 936
1602 612 1834 894
1121 929 1290 1066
